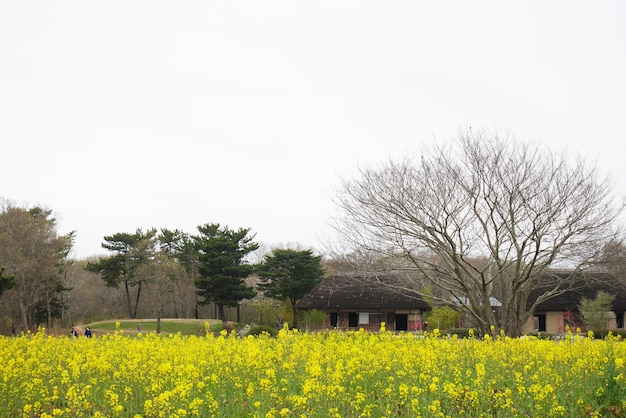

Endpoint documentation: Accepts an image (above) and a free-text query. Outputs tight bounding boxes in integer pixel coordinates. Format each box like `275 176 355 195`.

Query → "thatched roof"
529 271 626 312
296 274 431 311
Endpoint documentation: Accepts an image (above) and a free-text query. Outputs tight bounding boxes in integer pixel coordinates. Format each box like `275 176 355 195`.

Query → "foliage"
194 223 258 321
209 322 224 333
280 298 296 327
85 228 157 318
257 248 325 329
426 305 461 330
159 228 199 278
334 130 624 336
248 324 278 337
579 291 616 330
3 329 626 417
242 298 283 327
0 267 15 296
90 229 157 287
589 329 626 339
301 309 327 330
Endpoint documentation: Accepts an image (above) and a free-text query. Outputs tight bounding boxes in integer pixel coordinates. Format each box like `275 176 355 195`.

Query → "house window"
396 314 408 331
330 313 338 328
348 312 359 327
534 314 547 332
359 313 370 324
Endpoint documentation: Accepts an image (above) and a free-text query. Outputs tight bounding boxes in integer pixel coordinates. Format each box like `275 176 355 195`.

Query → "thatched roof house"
297 274 430 331
529 271 626 312
527 271 626 332
298 269 626 333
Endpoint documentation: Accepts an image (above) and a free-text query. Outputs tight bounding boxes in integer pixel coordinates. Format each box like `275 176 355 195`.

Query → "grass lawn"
85 318 223 336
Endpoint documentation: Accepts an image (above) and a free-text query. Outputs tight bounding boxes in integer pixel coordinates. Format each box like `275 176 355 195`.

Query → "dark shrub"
248 325 278 337
587 329 626 339
526 331 557 340
447 328 473 338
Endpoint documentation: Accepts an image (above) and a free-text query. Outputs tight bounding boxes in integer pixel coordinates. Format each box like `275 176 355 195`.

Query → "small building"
298 270 626 334
525 272 626 334
296 273 431 332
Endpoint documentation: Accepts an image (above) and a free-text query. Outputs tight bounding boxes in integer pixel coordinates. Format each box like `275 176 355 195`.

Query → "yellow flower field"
1 326 625 417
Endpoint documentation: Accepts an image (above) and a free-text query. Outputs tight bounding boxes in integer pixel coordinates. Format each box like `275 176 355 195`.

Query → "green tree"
86 228 156 318
242 298 282 326
257 249 325 329
0 267 15 296
579 291 616 330
194 223 258 323
426 306 461 330
301 309 327 331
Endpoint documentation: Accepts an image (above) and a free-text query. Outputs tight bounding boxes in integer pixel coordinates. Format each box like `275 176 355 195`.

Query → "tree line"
0 207 325 333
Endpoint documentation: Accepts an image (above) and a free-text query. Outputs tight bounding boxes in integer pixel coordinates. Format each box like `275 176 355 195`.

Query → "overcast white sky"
1 2 625 259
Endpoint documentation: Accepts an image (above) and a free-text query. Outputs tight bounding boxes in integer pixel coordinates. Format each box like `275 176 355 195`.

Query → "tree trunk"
46 292 53 329
60 298 66 328
156 309 162 334
132 280 143 319
124 281 133 318
19 299 29 332
217 304 226 323
291 298 298 329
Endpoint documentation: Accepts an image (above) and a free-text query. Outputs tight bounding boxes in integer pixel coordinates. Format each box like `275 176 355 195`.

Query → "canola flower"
1 326 625 417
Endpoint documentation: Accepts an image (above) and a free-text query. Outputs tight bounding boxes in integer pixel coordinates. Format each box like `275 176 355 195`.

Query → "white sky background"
1 2 625 259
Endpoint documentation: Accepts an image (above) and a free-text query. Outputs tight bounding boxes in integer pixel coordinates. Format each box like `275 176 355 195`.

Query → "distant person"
84 327 92 338
70 327 78 338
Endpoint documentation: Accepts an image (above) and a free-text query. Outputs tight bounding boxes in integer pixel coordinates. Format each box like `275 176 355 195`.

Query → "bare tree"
598 239 626 280
138 253 186 333
333 130 624 336
0 201 74 331
158 229 200 319
61 260 126 326
169 273 198 319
